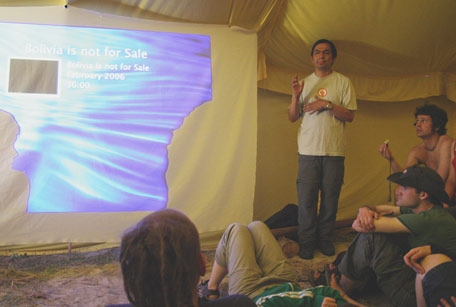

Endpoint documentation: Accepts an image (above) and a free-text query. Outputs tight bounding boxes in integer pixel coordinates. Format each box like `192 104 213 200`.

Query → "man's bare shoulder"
435 135 454 156
412 135 452 153
439 135 454 146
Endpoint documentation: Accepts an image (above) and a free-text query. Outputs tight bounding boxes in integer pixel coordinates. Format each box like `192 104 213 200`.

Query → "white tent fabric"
65 0 456 103
0 6 257 245
0 1 455 248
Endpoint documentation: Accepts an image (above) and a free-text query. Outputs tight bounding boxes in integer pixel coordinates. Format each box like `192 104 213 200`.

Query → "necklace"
425 135 440 152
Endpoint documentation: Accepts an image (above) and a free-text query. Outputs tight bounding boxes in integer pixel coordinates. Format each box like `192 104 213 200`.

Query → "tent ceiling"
2 0 456 101
266 1 456 76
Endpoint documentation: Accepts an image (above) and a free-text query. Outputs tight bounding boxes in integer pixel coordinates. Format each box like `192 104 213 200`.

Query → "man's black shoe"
318 240 335 256
299 244 314 260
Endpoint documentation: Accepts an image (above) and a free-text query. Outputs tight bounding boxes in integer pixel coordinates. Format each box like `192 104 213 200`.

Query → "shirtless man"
379 104 453 184
446 140 455 205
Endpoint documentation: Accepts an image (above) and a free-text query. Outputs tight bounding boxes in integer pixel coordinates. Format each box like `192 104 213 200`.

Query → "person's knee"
248 220 266 230
225 222 244 233
216 223 248 267
220 223 246 246
350 231 375 246
248 221 271 237
357 231 390 246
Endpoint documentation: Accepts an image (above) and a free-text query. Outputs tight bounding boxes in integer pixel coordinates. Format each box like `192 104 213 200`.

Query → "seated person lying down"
201 220 364 306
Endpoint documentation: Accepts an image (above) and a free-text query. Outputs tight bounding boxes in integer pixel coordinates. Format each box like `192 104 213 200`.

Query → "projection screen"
2 21 212 213
0 6 257 244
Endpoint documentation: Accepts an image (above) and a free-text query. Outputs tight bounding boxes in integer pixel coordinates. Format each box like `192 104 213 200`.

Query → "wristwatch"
325 101 333 110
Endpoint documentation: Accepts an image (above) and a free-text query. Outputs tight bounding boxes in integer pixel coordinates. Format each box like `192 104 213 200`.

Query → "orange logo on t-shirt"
317 88 328 97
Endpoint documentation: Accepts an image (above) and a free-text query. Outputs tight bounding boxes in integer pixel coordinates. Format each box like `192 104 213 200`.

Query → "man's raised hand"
291 73 304 96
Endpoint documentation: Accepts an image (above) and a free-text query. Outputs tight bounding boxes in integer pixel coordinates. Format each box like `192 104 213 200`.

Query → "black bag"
264 204 298 229
264 204 299 242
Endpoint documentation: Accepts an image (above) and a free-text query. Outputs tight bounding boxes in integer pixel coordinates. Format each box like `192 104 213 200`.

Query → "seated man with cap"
312 165 456 306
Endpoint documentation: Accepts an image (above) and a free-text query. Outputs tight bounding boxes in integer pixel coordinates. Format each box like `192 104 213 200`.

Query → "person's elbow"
288 111 299 122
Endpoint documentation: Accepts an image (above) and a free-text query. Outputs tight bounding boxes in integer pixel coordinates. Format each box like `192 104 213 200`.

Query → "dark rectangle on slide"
9 59 59 94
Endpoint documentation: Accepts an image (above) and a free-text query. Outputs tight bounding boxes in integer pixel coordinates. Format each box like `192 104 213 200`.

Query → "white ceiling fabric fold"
4 0 455 101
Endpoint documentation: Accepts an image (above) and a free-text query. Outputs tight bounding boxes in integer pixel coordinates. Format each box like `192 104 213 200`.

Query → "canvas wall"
254 90 456 222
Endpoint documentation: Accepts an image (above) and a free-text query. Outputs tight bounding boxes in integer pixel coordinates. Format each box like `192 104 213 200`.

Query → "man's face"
414 115 436 138
311 43 334 70
395 185 421 208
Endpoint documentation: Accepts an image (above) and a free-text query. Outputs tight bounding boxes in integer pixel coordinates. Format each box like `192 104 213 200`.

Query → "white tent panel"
0 6 257 244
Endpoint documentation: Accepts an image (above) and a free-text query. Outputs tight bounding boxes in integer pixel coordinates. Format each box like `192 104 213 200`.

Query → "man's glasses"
314 50 331 55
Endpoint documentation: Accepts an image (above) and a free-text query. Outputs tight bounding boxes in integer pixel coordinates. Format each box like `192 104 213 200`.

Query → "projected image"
0 22 212 213
9 59 59 94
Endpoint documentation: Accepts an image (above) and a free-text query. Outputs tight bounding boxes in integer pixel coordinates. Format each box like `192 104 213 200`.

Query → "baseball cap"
387 164 449 204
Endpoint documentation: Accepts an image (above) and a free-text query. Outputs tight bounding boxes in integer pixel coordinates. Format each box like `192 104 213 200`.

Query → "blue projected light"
0 22 212 213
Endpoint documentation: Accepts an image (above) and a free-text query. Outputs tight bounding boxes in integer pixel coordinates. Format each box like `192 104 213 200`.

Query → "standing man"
288 39 357 259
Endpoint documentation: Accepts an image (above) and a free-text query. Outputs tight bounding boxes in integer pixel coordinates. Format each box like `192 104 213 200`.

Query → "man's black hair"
414 104 448 135
311 39 337 58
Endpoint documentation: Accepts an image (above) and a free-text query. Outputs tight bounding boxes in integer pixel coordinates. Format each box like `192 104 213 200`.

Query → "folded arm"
353 215 409 233
355 205 401 231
